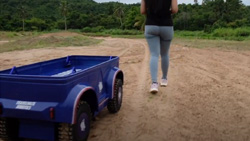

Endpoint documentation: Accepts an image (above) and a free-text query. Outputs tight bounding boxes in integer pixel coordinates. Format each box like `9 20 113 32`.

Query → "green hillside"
0 0 249 33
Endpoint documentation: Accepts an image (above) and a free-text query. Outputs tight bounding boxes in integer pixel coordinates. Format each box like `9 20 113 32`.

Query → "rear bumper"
19 119 55 141
0 99 58 122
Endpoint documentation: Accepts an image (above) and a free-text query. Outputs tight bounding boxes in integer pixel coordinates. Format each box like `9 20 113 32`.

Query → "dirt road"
0 36 250 141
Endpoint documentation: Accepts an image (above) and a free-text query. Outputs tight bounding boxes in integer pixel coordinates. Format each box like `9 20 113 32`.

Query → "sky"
94 0 250 6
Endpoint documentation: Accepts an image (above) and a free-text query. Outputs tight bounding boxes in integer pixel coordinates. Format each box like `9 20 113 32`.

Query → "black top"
145 0 173 26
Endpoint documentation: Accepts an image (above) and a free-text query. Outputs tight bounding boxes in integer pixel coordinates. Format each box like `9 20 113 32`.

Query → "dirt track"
0 36 250 141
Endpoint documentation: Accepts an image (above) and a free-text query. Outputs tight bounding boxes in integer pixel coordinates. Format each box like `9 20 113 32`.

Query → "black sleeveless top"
145 0 173 26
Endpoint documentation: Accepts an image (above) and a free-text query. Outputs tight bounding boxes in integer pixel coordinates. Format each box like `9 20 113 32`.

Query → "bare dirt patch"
0 40 9 45
0 37 250 141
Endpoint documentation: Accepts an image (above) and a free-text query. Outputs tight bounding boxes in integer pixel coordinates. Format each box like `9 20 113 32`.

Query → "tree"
124 7 138 29
134 14 145 31
60 0 68 30
18 5 27 31
0 0 249 31
113 4 124 28
194 0 198 4
202 0 212 5
26 18 47 31
224 0 244 22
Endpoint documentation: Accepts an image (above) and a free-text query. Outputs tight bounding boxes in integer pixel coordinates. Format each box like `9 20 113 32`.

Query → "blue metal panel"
19 120 55 141
0 98 57 121
105 67 123 99
57 84 95 124
0 55 121 138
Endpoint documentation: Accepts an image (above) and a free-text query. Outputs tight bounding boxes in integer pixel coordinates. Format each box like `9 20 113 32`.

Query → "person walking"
141 0 178 93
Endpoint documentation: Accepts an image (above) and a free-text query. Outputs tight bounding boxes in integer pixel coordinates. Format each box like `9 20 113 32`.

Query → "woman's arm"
141 0 146 15
171 0 178 14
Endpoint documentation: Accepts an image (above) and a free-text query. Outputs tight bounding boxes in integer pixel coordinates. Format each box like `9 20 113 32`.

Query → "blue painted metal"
19 119 55 141
0 55 123 140
9 66 17 74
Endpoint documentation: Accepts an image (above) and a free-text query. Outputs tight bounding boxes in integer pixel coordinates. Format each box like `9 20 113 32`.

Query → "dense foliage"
0 0 249 32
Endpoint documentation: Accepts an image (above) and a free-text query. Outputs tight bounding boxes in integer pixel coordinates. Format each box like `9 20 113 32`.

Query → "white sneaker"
150 83 158 94
160 79 168 87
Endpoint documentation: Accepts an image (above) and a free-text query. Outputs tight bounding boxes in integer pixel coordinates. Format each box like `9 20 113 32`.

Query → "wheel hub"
118 87 122 104
77 113 89 139
80 119 86 131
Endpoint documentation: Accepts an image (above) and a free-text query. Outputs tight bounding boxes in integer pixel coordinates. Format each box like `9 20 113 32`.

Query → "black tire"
57 101 91 141
0 118 21 141
107 79 123 113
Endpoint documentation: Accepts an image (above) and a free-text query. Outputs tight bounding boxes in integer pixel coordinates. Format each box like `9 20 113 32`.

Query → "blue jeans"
145 25 174 83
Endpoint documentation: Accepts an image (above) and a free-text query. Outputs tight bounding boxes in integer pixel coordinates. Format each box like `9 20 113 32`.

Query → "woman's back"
145 0 173 26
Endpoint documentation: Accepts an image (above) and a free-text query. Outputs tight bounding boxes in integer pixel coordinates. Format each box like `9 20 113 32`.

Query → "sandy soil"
0 36 250 141
0 41 9 45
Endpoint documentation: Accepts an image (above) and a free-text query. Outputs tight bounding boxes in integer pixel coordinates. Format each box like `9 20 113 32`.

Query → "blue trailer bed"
0 55 124 141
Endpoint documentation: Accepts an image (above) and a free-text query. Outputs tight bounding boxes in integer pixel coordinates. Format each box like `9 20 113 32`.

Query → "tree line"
0 0 249 32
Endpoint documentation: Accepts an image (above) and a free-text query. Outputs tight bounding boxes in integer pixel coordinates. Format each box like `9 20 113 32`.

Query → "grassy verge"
172 38 250 51
0 31 102 53
175 27 250 41
80 27 250 41
1 29 250 53
81 28 144 38
0 31 42 40
82 32 144 38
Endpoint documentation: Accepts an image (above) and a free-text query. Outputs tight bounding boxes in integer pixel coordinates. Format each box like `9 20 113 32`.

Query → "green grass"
172 38 250 51
93 28 250 51
175 27 250 41
81 28 144 38
174 30 212 39
80 27 250 41
0 31 42 40
0 31 103 53
1 29 250 53
82 32 144 38
110 34 144 38
212 27 250 41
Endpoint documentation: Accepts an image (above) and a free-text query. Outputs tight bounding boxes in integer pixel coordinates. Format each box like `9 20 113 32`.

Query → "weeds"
175 27 250 41
0 32 102 53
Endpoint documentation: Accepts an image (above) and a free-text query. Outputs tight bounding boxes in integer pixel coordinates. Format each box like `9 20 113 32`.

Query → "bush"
25 18 48 31
204 25 213 33
235 27 250 37
103 29 143 35
212 27 250 38
56 20 66 30
174 30 211 39
212 28 235 37
81 26 105 33
81 28 143 35
81 27 92 32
